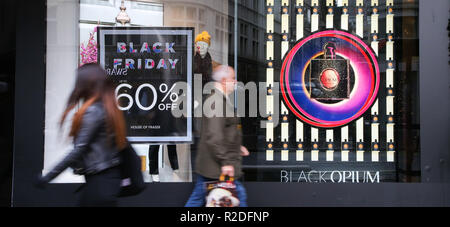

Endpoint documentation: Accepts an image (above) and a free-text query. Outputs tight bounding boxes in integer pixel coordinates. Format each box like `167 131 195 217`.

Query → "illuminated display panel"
43 0 420 184
255 0 420 183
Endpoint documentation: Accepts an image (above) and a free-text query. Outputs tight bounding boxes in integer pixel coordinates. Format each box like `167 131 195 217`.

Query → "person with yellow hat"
192 31 219 175
195 31 211 57
194 31 219 85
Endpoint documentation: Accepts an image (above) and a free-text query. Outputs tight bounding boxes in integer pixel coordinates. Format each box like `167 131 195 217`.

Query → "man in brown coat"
185 65 249 207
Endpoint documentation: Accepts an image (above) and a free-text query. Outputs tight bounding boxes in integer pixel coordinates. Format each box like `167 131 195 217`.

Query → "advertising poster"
98 27 193 143
259 1 413 183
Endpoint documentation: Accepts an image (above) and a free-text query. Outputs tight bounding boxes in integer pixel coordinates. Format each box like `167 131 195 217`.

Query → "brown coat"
195 91 243 180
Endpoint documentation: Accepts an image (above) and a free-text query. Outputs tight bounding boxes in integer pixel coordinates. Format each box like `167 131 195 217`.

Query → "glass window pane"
44 0 421 184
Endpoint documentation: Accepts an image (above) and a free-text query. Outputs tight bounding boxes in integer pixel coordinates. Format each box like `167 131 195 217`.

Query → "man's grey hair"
212 65 234 82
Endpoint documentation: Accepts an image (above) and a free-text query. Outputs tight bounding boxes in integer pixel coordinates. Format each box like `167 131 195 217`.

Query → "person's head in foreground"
212 65 237 95
61 63 126 149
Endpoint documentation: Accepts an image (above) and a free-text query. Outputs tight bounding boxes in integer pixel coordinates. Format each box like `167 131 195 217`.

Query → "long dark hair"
60 63 126 149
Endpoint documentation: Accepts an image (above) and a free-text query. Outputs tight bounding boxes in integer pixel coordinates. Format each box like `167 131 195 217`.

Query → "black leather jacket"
42 101 122 183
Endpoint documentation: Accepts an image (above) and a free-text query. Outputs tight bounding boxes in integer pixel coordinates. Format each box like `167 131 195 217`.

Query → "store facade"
10 0 450 206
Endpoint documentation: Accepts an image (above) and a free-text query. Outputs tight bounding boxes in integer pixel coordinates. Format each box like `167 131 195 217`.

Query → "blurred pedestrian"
185 65 249 207
35 63 127 207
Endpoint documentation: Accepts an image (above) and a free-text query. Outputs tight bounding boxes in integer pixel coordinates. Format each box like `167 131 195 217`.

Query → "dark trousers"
78 166 121 207
148 145 179 175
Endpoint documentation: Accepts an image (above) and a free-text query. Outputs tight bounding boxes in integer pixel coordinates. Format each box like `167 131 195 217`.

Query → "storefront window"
240 0 420 183
44 0 420 184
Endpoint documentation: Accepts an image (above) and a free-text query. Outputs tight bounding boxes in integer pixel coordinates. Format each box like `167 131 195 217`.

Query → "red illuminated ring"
280 30 380 128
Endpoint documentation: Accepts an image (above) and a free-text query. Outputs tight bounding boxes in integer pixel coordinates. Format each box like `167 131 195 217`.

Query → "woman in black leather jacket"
36 64 127 207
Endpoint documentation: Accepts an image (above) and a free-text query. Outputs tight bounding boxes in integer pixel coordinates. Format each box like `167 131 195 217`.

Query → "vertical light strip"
326 0 333 28
356 118 364 162
387 39 394 61
295 1 304 162
265 0 274 161
267 39 274 60
281 1 290 161
266 123 274 140
341 7 348 31
310 0 318 162
355 0 364 162
386 2 395 162
356 7 364 38
356 0 364 7
387 10 394 33
326 0 333 6
281 3 289 61
311 127 319 161
370 2 380 162
267 67 274 87
266 74 274 160
296 120 304 161
371 9 379 34
281 102 288 115
266 145 274 161
281 118 289 143
386 70 395 162
281 31 289 57
326 6 334 29
311 3 319 32
386 0 394 6
296 149 304 161
371 97 380 162
266 121 274 143
296 120 304 143
296 4 304 41
326 130 334 162
341 126 349 162
340 0 349 162
387 14 394 33
371 34 379 56
267 2 274 33
325 1 334 162
266 93 274 116
234 0 238 93
266 117 274 162
387 67 394 88
281 12 289 34
371 113 380 162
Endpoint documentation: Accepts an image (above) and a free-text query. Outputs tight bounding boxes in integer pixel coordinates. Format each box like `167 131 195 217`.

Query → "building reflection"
155 0 230 65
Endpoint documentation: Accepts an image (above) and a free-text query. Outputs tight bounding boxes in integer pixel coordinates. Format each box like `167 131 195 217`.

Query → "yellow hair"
195 31 211 46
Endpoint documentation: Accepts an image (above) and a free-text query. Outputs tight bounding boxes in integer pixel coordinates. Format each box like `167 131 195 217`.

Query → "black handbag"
118 143 146 197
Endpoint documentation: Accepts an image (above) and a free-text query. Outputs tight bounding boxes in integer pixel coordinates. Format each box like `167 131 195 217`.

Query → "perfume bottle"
309 42 350 101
